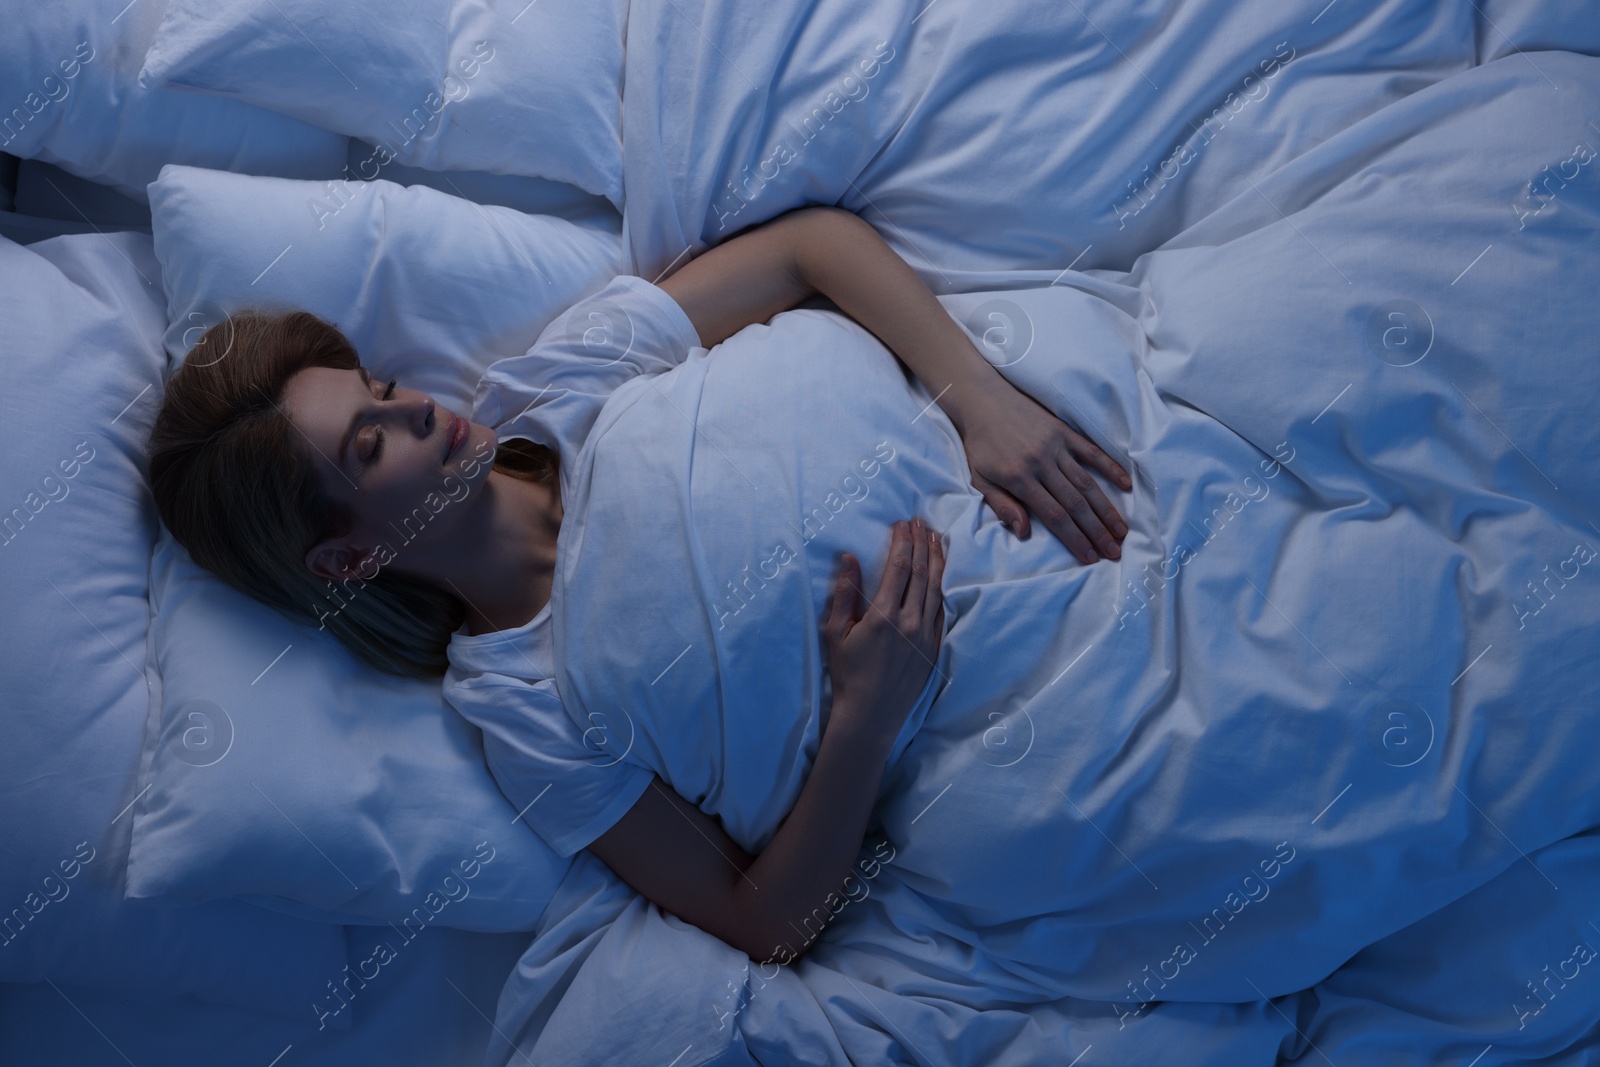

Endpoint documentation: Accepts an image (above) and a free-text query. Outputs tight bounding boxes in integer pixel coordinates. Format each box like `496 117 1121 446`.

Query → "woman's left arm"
658 205 1131 564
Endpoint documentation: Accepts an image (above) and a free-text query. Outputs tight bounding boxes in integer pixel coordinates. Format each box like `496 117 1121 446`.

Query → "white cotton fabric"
139 0 629 205
443 275 706 859
444 598 654 861
2 0 347 202
560 46 1600 1002
497 41 1600 1067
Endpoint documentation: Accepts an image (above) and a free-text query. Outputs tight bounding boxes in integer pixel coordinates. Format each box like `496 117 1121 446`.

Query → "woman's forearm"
729 701 895 963
790 207 1007 435
659 206 1005 434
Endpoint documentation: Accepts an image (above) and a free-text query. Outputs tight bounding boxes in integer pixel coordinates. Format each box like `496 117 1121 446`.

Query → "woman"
147 205 1131 965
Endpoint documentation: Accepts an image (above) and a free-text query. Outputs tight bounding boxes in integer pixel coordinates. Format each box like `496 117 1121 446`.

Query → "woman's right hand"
822 517 947 745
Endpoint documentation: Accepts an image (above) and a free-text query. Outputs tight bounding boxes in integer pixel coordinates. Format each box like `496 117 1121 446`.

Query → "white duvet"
489 1 1600 1063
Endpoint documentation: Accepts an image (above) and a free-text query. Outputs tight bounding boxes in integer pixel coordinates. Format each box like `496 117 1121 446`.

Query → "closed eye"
364 377 398 466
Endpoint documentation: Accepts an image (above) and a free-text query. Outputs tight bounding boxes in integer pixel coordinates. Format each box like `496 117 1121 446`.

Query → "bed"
2 1 1597 1064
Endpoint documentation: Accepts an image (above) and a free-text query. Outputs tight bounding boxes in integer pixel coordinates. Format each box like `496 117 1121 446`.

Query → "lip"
445 414 467 461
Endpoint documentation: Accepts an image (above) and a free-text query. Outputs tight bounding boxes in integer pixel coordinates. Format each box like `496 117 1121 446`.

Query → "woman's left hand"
949 376 1132 564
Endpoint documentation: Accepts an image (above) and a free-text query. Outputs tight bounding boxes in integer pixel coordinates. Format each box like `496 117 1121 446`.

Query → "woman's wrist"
935 361 1010 438
825 694 905 757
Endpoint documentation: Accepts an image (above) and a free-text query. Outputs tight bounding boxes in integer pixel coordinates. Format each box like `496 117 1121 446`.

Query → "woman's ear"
306 538 377 583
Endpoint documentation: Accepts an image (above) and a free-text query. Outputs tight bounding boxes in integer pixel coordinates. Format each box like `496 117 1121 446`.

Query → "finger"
825 552 859 640
971 470 1030 539
902 518 929 615
871 521 914 617
1059 451 1128 545
922 529 946 635
1044 460 1120 560
1028 468 1103 564
1065 428 1133 491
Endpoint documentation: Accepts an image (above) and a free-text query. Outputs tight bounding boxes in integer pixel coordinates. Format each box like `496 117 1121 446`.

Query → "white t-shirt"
442 274 703 858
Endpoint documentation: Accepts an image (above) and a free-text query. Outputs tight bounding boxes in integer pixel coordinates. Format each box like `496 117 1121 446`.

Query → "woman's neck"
456 468 563 637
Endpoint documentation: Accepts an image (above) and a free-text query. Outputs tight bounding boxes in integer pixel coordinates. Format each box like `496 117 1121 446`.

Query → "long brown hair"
146 309 558 679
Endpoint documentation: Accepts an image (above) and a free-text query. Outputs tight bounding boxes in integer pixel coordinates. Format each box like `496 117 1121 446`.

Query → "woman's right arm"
587 518 946 963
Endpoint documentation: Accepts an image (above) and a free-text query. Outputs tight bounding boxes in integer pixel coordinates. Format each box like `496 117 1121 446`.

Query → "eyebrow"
338 367 373 474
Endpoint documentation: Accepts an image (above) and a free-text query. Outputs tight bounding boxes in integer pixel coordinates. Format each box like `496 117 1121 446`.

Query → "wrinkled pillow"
140 0 627 206
3 0 348 202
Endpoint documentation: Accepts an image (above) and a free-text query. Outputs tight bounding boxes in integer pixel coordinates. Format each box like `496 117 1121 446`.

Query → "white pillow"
350 141 622 232
2 0 349 203
0 229 350 1020
129 527 575 932
148 164 623 399
140 0 628 207
129 163 623 929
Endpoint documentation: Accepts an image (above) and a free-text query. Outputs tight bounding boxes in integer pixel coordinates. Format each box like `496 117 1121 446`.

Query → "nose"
382 384 436 440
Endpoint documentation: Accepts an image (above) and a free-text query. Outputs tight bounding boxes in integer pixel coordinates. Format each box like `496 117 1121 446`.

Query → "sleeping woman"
146 205 1131 966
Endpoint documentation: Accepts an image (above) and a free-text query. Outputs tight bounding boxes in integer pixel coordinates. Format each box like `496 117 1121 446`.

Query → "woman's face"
282 365 491 581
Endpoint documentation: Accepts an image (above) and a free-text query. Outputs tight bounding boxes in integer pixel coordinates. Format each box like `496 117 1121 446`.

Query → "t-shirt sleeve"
446 675 654 859
471 273 704 460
